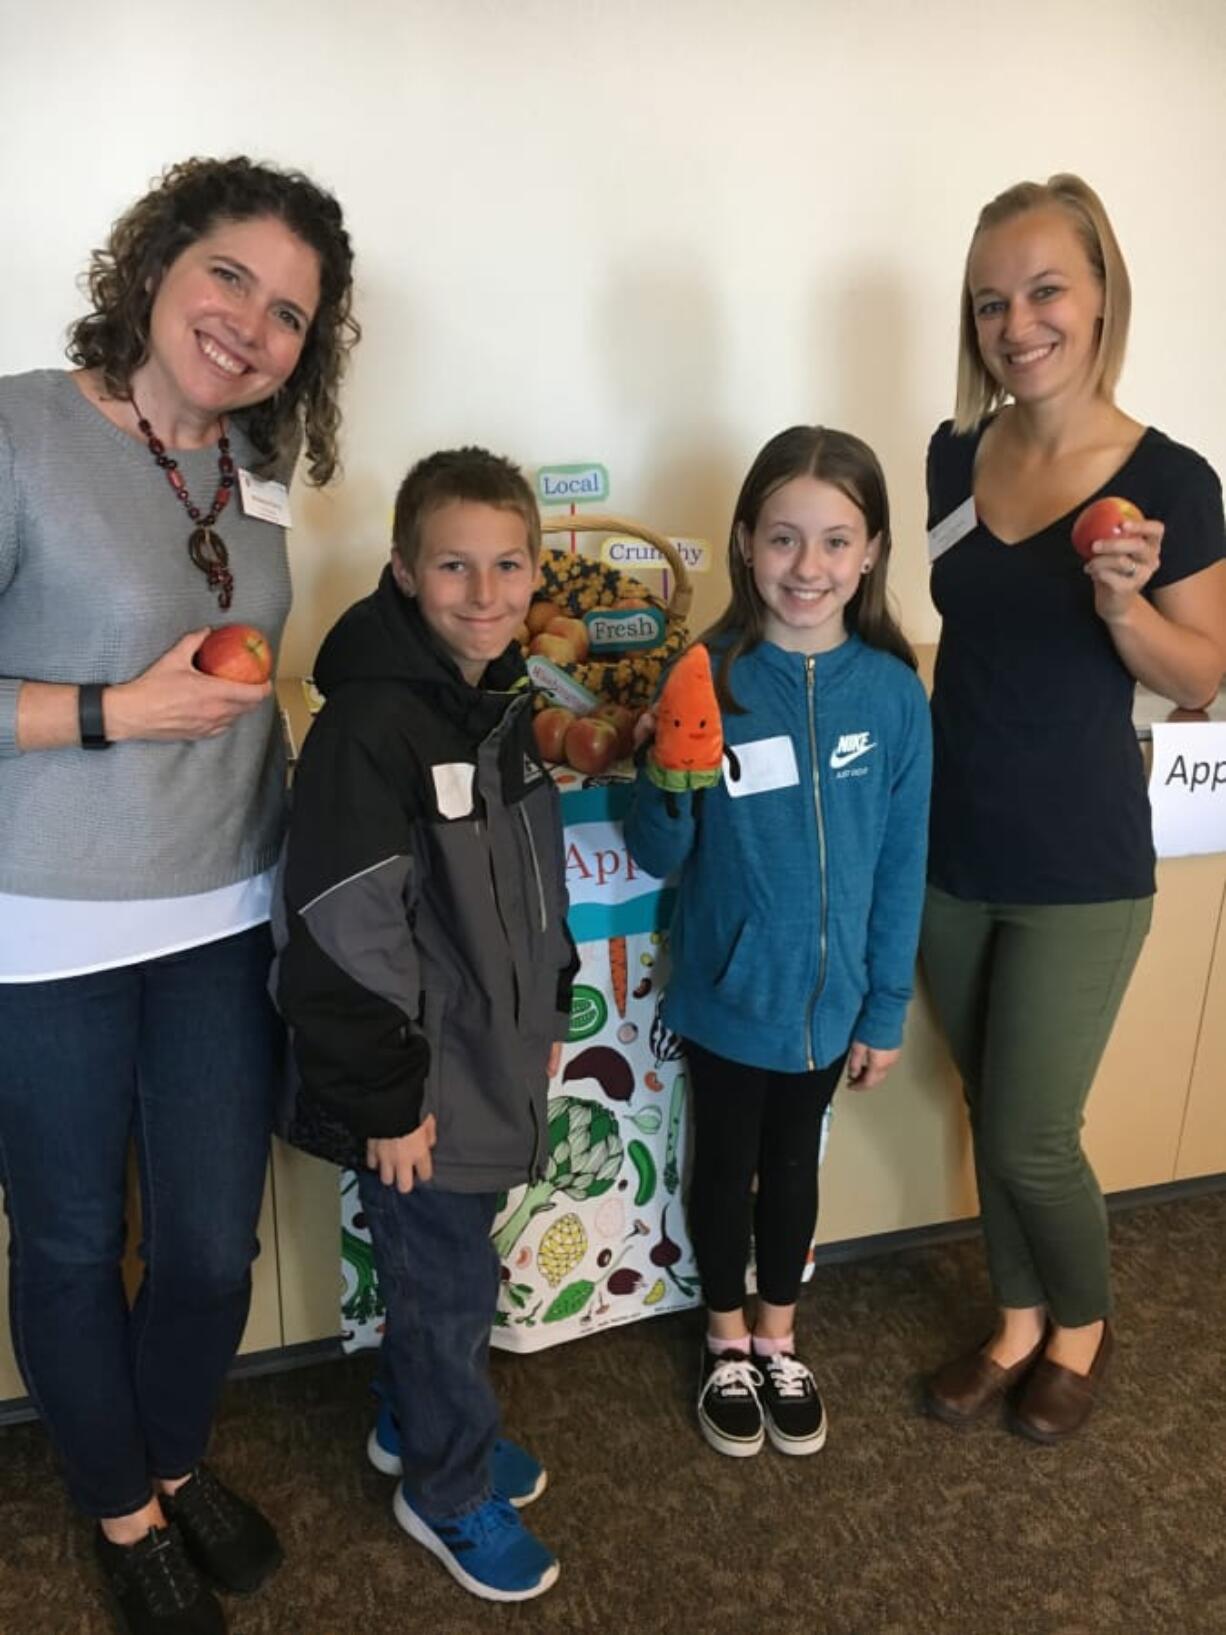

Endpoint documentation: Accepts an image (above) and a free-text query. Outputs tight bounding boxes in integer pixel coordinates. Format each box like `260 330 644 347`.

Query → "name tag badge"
238 469 293 528
432 762 476 820
927 495 977 563
725 735 800 799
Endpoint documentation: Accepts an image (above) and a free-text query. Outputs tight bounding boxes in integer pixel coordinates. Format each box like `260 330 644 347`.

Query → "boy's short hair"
392 447 541 571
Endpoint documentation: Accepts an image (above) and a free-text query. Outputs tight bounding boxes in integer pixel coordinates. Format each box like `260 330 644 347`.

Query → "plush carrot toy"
647 643 724 792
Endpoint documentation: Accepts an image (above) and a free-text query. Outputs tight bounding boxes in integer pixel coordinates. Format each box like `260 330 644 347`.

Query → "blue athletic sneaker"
367 1399 547 1507
392 1485 559 1602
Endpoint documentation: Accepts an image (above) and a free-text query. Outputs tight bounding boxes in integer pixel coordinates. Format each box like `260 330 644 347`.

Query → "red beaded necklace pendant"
134 404 238 610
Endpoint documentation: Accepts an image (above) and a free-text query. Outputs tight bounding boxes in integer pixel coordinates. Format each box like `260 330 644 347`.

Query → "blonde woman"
920 175 1226 1443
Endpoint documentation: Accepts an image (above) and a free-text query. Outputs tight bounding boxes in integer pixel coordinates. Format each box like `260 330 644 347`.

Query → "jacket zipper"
803 655 829 1071
476 815 521 1021
518 805 548 933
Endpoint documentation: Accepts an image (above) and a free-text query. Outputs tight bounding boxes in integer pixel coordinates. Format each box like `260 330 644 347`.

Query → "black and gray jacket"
271 567 577 1192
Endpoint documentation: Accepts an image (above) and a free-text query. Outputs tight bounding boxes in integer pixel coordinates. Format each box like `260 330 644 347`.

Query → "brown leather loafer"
923 1333 1046 1428
1011 1321 1114 1445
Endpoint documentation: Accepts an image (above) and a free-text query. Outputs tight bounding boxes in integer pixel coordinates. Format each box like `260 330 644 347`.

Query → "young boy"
272 448 576 1602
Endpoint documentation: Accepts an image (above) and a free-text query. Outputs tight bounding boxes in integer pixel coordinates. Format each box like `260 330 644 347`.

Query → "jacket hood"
313 565 528 717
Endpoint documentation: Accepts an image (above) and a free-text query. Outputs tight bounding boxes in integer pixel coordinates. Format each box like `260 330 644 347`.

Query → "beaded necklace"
133 402 238 609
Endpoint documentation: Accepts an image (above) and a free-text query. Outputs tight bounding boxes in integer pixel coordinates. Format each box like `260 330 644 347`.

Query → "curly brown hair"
67 155 360 484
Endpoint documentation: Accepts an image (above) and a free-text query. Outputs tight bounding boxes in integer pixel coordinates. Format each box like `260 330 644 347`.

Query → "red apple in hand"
194 625 273 684
1071 496 1144 561
564 715 619 775
594 703 636 759
533 706 576 763
545 615 590 663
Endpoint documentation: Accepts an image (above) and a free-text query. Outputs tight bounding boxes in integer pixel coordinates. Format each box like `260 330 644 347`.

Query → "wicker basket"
533 514 693 708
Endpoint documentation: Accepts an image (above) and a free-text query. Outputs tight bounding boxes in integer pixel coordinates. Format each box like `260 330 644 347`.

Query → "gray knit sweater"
0 371 292 899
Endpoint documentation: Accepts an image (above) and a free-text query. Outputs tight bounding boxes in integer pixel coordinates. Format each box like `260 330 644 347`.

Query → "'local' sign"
536 463 610 505
1149 722 1226 857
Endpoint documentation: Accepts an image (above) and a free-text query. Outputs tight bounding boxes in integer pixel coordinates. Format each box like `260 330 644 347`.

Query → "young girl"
625 426 932 1457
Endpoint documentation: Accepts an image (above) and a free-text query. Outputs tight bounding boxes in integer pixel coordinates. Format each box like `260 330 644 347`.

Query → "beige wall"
4 0 1226 669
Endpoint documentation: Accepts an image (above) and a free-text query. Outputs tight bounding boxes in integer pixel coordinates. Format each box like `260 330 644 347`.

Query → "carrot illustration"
647 643 724 792
609 935 628 1018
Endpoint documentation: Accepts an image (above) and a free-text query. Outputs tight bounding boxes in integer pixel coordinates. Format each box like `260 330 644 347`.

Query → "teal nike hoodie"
624 634 932 1072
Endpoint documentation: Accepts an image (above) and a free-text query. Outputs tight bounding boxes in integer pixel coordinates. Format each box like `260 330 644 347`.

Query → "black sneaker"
756 1350 828 1455
93 1525 225 1635
159 1466 282 1595
697 1347 764 1457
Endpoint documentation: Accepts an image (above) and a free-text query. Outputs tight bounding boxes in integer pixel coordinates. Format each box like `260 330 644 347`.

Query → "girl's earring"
861 561 872 575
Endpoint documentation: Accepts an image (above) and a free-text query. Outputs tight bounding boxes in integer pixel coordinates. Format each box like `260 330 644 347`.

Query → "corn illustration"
537 1212 588 1286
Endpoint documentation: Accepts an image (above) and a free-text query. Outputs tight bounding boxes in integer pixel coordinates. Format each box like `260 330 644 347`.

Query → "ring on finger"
1123 557 1137 578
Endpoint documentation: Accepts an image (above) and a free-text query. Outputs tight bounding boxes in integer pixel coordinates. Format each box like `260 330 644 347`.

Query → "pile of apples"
533 699 636 775
520 599 639 775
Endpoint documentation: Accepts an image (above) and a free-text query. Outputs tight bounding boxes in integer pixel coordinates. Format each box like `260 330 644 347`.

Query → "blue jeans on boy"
356 1173 501 1519
0 926 281 1517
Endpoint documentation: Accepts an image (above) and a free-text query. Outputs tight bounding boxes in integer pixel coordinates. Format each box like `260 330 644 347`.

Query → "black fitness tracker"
78 683 111 750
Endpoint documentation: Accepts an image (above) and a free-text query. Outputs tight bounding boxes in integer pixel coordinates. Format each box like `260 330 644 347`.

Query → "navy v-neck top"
926 419 1225 903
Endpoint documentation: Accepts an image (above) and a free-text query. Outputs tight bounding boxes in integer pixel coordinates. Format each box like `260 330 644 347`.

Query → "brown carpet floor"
2 1190 1225 1635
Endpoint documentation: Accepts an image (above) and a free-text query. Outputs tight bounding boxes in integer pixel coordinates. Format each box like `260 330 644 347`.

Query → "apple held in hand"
545 615 590 663
194 624 273 684
1071 496 1144 561
533 706 576 763
564 715 620 775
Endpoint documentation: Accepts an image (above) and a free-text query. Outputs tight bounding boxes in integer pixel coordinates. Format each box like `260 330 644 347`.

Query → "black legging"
684 1039 846 1312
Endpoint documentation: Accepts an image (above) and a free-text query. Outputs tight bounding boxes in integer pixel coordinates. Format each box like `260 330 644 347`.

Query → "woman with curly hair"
0 156 359 1635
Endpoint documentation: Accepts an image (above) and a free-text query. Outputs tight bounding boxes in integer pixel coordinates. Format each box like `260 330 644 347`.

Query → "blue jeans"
357 1173 501 1520
0 926 281 1517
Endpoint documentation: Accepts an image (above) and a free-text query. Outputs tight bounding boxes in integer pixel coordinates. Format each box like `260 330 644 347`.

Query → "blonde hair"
953 173 1131 433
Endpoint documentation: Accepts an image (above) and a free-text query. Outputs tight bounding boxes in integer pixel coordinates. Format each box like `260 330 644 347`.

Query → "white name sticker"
927 495 977 563
432 762 476 820
238 469 293 528
725 735 800 799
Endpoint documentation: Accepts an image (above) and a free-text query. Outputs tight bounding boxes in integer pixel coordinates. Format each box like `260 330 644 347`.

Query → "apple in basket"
533 706 576 763
565 715 620 775
526 600 565 637
594 702 636 759
546 616 590 663
530 632 579 666
194 624 273 684
1070 497 1144 561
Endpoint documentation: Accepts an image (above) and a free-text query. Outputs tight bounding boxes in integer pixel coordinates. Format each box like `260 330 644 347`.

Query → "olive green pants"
920 885 1153 1327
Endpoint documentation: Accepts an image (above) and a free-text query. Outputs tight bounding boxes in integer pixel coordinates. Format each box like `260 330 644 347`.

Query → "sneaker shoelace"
442 1495 520 1548
706 1357 764 1400
170 1467 243 1545
763 1353 816 1400
124 1529 201 1615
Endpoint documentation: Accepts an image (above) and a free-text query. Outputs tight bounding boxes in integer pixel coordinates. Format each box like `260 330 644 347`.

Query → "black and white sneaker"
697 1348 765 1457
756 1350 828 1455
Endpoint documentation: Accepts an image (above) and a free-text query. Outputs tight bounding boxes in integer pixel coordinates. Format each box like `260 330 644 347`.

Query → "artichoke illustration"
537 1212 588 1286
493 1095 624 1259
